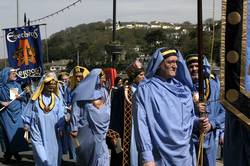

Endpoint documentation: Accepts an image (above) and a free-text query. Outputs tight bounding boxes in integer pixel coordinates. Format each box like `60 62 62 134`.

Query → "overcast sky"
0 0 222 58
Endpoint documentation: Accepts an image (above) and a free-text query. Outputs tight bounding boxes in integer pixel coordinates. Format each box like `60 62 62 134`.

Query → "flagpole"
17 0 19 27
198 0 204 102
197 0 205 165
2 30 7 67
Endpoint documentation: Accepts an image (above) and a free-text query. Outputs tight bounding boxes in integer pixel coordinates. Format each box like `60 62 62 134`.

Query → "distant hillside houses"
106 21 194 31
106 20 220 33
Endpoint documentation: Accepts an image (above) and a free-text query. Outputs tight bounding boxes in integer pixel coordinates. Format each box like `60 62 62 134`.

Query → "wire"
30 0 82 24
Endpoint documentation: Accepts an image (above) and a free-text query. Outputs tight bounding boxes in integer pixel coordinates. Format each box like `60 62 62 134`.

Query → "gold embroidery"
204 78 211 101
38 93 55 113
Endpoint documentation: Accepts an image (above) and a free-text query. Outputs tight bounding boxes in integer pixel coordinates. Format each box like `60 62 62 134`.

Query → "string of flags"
30 0 82 24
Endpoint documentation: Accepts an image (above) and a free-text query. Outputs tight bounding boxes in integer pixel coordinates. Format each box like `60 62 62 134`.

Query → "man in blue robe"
58 67 89 161
0 67 29 163
23 74 65 166
133 48 201 166
109 59 145 166
186 54 225 166
70 69 110 166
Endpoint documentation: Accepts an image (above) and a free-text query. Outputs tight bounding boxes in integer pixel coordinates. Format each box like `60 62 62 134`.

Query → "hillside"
43 20 221 72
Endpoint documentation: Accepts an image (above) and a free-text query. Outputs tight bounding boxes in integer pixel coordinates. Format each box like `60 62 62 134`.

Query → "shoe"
13 153 22 161
3 153 11 164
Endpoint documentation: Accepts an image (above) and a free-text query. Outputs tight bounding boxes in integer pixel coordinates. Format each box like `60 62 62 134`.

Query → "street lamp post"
77 50 80 66
111 0 117 66
105 0 123 67
112 0 116 42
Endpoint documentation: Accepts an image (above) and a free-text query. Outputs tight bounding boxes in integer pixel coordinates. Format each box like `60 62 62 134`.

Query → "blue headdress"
72 68 103 101
0 67 15 85
146 47 193 90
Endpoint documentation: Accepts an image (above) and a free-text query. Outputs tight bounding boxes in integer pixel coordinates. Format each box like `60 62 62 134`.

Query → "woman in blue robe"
133 48 197 166
23 75 65 166
70 68 110 166
0 67 29 162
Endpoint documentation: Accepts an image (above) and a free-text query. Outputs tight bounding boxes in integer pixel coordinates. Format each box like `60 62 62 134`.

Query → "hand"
1 101 10 107
92 99 104 109
143 161 156 166
24 86 31 94
66 105 72 113
199 117 211 133
112 138 117 145
24 131 29 142
59 130 64 137
219 137 224 145
23 127 29 131
15 94 21 99
70 131 78 138
193 92 199 104
197 102 206 113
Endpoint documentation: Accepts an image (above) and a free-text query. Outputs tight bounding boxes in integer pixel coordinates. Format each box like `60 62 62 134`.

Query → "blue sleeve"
209 81 225 130
64 87 72 106
190 101 200 135
70 101 81 132
210 103 225 130
56 98 66 131
192 116 200 135
219 128 224 139
132 89 154 163
22 101 35 130
17 84 28 103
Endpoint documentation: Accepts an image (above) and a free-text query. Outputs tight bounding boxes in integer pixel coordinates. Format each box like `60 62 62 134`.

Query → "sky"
0 0 222 58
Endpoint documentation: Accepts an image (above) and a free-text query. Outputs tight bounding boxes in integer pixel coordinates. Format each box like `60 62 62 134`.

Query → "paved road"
0 150 76 166
0 149 224 166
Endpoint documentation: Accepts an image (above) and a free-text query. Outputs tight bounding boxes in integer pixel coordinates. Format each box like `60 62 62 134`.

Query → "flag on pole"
4 25 44 82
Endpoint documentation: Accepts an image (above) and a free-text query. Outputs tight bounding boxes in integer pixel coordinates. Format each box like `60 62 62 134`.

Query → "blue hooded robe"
0 67 28 153
133 48 196 165
71 68 110 166
23 76 65 166
191 58 225 166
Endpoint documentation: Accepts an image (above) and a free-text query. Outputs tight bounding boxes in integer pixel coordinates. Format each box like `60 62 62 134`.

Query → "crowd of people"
0 47 225 166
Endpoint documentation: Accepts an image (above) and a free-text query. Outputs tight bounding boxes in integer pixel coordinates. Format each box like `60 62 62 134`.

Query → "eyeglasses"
164 60 177 65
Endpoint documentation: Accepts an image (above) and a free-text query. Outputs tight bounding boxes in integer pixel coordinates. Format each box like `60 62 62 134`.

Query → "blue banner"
5 25 44 82
246 1 250 92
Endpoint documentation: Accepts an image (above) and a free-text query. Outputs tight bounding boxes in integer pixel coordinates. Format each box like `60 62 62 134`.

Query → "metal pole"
112 0 116 42
77 50 79 66
111 0 117 67
197 0 204 102
2 30 7 67
197 1 205 165
17 0 19 27
44 25 49 63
